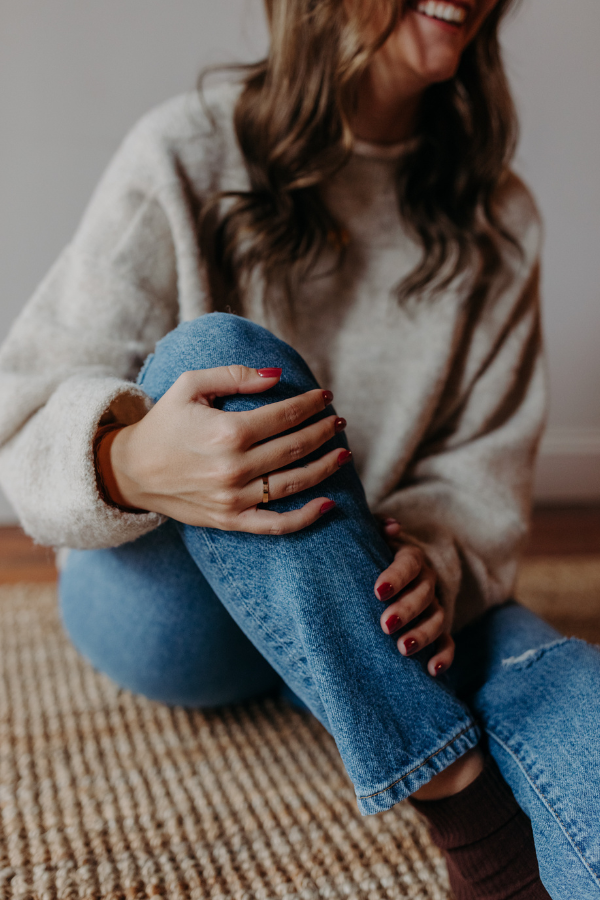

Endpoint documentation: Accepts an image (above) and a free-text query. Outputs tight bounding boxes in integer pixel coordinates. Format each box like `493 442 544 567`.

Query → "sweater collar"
351 136 420 161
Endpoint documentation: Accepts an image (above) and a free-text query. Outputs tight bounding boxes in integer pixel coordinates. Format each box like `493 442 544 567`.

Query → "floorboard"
0 525 57 583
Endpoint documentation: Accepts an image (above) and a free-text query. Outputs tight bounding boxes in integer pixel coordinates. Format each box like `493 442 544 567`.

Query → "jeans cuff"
356 722 481 816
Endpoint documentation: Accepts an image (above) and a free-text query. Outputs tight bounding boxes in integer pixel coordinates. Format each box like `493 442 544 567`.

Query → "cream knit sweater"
0 82 546 629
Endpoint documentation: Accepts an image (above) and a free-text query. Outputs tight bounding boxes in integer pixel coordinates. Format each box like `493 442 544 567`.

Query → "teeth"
416 0 467 24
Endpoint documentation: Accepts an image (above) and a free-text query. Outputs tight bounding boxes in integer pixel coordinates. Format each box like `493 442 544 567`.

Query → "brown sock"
409 756 551 900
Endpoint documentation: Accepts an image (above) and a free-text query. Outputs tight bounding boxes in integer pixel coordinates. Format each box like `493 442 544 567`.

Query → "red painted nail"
323 390 334 404
337 450 352 467
434 663 446 676
376 582 395 601
257 368 282 378
404 638 419 655
334 417 347 433
320 500 336 515
386 615 402 634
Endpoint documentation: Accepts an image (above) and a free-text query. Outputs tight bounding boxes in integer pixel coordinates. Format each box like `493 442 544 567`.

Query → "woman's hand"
108 365 350 534
375 518 455 677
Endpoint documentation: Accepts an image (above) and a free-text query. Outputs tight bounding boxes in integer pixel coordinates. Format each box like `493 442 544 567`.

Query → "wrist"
94 423 146 513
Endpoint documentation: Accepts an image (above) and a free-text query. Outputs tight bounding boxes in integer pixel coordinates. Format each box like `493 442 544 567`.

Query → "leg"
137 312 479 814
60 520 281 707
449 602 600 899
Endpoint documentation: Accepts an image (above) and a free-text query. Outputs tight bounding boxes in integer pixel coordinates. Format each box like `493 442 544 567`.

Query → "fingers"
235 497 336 536
427 633 456 678
374 544 425 602
379 565 436 628
246 412 346 476
392 597 445 656
172 365 283 405
238 387 335 444
382 516 402 540
379 570 456 676
242 447 352 506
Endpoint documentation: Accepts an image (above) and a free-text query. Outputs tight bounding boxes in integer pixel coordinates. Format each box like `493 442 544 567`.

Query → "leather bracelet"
93 423 145 514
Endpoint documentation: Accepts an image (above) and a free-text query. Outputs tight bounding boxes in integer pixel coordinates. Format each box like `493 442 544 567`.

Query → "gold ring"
262 475 270 505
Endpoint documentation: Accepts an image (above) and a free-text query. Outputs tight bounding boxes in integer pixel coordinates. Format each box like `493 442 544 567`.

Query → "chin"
389 3 472 87
415 56 462 85
392 40 463 89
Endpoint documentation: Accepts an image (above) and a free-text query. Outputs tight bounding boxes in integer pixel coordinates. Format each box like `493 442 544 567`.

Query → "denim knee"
138 312 321 405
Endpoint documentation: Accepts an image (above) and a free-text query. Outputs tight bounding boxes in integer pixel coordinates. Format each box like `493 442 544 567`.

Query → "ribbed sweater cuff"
409 756 521 849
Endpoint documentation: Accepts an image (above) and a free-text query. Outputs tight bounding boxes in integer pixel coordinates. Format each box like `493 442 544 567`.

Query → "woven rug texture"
0 584 449 900
1 558 599 900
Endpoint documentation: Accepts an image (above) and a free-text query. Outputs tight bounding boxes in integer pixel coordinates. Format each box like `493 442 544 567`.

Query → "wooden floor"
0 525 57 583
524 505 600 556
1 505 600 584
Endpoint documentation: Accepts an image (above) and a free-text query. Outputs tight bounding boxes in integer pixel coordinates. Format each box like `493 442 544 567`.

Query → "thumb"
172 365 282 403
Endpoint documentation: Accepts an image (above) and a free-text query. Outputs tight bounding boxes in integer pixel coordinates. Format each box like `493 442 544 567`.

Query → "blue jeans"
60 313 600 899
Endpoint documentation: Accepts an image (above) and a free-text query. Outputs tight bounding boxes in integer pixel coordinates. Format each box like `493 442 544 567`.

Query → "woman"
1 1 599 897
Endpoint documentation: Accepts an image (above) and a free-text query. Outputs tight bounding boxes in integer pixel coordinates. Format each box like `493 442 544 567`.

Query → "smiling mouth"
412 1 469 26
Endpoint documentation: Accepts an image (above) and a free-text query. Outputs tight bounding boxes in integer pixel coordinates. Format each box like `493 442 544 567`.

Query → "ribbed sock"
409 756 551 900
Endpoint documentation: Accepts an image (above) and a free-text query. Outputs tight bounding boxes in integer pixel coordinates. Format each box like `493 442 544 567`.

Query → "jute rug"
1 558 599 900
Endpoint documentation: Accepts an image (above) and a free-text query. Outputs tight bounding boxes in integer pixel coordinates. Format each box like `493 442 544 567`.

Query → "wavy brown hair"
199 0 521 310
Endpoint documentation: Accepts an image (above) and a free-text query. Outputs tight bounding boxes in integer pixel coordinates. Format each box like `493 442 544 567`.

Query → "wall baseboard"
534 428 600 502
0 428 598 525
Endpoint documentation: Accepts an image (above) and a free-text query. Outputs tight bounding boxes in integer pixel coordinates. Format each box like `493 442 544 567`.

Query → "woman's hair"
199 0 520 310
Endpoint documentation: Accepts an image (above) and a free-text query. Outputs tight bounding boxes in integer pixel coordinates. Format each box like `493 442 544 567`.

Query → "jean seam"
486 729 600 890
359 722 478 800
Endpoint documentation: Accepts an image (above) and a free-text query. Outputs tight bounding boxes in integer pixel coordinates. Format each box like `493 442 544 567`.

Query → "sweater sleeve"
0 125 185 548
374 239 547 631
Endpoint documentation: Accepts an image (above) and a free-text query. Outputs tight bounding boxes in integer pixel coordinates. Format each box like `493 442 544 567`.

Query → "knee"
143 312 296 375
138 313 318 403
473 634 600 735
172 312 274 359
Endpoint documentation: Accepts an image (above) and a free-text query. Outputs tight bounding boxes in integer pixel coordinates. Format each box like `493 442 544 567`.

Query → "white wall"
0 0 599 522
0 0 269 523
502 0 600 501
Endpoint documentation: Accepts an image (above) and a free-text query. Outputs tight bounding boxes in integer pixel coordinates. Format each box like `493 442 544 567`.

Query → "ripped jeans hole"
502 638 570 670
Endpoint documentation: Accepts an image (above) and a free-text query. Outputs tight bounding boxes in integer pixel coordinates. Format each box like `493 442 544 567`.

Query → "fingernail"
385 615 402 634
334 417 347 433
376 582 395 601
320 500 336 515
337 450 352 467
323 390 334 404
257 368 282 378
434 663 446 676
404 638 419 656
